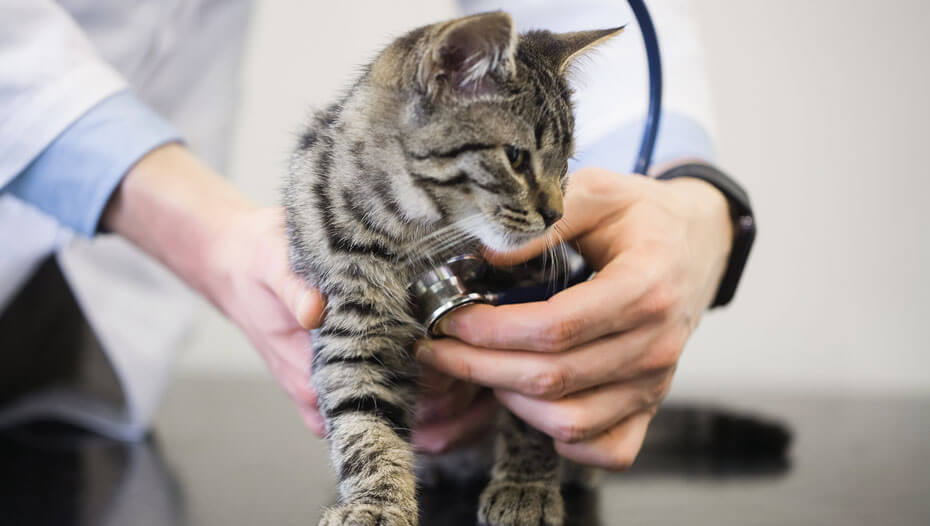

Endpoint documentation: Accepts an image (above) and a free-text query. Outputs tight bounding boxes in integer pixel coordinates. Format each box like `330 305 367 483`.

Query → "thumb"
276 270 326 330
482 167 640 266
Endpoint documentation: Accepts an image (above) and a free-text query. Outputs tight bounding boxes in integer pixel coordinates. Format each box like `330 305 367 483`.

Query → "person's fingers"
271 329 313 374
275 271 325 330
416 325 681 399
296 286 326 330
253 208 326 330
482 167 643 267
495 369 672 443
412 391 498 454
418 364 457 395
437 262 654 352
299 406 326 437
416 382 481 423
554 409 654 471
279 363 318 409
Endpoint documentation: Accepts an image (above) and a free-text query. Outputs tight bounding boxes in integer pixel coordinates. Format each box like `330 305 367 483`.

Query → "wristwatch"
656 163 757 308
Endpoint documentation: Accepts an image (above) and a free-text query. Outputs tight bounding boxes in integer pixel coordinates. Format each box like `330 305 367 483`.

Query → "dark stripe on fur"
328 396 410 438
319 325 397 339
534 120 546 150
298 129 318 151
410 169 504 194
499 210 531 226
312 351 384 371
372 177 408 223
418 185 450 221
333 298 384 317
340 187 404 242
409 171 469 188
407 142 497 160
313 137 397 260
523 164 539 191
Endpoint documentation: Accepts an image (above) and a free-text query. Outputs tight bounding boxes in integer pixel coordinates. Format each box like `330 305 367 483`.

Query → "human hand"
412 365 499 454
104 145 326 433
206 207 327 434
414 166 734 469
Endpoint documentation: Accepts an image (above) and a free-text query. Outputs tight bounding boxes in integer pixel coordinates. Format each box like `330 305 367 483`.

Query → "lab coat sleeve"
456 0 716 173
0 1 177 233
4 91 180 236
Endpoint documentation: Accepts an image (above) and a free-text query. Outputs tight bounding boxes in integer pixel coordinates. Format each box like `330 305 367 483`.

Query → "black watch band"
656 163 756 308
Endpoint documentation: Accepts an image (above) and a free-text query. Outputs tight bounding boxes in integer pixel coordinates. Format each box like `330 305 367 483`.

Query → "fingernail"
415 340 433 362
296 291 312 328
437 317 455 337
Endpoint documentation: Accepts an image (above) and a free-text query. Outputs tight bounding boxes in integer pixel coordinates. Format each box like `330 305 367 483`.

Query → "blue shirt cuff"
2 90 181 237
570 112 715 175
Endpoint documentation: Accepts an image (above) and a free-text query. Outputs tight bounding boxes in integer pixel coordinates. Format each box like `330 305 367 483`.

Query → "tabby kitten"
283 12 621 526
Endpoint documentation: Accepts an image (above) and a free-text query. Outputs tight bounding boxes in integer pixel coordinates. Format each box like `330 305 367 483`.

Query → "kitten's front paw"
318 503 415 526
478 481 564 526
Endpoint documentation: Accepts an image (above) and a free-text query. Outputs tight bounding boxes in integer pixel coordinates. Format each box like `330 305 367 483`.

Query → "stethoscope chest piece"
410 0 661 336
410 254 491 336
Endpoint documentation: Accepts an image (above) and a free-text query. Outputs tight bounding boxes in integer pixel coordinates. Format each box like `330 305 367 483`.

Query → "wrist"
656 163 756 307
664 177 735 307
102 144 258 302
666 177 735 248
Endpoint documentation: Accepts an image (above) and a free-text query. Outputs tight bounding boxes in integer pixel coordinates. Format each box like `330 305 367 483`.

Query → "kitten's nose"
537 205 562 227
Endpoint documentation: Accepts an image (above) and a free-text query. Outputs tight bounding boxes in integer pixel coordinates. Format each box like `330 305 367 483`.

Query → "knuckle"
552 408 590 443
638 284 679 320
651 372 675 404
537 315 581 352
455 355 477 385
553 422 590 444
643 337 683 372
523 363 568 399
604 447 638 473
641 372 674 408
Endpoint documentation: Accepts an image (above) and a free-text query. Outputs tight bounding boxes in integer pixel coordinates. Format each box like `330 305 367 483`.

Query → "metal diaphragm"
410 254 491 336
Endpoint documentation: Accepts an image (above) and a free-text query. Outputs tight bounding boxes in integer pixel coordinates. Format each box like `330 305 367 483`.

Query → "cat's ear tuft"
551 27 625 72
419 11 517 99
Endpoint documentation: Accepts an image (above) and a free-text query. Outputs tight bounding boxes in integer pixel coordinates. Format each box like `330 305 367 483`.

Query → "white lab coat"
0 0 252 440
0 0 712 440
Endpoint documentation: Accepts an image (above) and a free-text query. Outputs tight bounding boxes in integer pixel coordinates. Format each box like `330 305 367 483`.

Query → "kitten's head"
371 12 622 251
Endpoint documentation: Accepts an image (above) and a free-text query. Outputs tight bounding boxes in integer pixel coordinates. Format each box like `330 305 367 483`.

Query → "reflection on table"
2 377 927 526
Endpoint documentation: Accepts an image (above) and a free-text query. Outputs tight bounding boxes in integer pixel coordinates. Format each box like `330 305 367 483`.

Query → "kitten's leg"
478 411 564 526
313 321 419 526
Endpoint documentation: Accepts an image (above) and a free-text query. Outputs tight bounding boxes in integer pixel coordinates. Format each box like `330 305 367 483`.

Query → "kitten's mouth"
473 220 548 252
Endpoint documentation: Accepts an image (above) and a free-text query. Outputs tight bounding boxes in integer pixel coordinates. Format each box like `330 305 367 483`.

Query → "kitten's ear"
418 12 516 99
550 27 625 72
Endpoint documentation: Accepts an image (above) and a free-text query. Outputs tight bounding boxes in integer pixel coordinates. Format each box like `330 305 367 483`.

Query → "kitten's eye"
504 145 528 172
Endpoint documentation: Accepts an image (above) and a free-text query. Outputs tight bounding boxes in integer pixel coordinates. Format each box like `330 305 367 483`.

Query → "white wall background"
178 1 930 397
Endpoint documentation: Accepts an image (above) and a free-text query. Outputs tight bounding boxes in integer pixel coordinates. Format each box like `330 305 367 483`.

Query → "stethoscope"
411 0 663 335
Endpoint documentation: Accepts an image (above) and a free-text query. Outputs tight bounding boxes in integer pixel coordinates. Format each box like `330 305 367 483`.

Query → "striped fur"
282 12 622 526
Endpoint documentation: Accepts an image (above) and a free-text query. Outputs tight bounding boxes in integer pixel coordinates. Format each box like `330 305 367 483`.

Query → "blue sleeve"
569 111 716 175
1 90 181 237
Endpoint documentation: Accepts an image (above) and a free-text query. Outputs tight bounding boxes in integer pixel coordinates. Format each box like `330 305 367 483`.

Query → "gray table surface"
2 376 928 526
